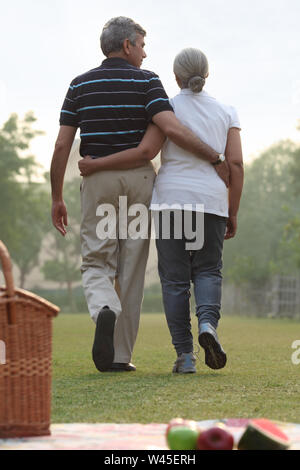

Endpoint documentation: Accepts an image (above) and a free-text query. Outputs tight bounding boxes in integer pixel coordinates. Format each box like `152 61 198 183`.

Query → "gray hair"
173 48 209 93
100 16 146 57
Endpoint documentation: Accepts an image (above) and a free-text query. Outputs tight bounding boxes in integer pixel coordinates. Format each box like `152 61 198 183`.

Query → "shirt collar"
179 88 209 96
101 57 133 68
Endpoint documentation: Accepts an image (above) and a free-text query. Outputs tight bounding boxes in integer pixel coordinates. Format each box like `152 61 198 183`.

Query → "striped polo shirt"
60 57 173 158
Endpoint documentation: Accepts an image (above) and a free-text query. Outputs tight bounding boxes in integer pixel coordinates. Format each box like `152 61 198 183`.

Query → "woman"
79 48 244 374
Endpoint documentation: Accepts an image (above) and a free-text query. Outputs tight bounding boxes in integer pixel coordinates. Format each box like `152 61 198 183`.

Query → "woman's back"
166 89 239 163
151 89 240 217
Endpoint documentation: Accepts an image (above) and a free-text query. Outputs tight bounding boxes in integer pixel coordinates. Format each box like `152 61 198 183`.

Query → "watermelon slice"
238 418 290 450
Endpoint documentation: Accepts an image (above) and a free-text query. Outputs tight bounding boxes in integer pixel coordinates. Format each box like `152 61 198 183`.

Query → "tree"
223 139 300 286
0 112 48 287
42 178 82 311
11 184 50 288
279 123 300 269
282 216 300 270
42 233 81 312
289 120 300 195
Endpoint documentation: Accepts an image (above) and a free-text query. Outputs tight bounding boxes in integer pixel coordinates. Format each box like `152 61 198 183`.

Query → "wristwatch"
212 154 225 166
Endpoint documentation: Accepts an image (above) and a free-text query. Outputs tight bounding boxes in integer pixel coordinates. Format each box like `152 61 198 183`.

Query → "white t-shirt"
150 89 241 217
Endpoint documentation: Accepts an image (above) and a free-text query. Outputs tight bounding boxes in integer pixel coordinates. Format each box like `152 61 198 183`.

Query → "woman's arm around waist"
78 124 165 175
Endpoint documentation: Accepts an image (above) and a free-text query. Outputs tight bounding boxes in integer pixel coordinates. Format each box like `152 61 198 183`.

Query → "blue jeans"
155 211 227 355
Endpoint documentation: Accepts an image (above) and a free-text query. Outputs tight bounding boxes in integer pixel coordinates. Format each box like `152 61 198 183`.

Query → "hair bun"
188 76 205 93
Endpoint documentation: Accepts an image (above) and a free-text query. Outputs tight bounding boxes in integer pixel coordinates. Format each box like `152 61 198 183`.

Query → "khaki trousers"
80 163 156 363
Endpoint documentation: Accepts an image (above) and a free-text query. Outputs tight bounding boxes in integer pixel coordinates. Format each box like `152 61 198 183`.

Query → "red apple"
197 426 234 450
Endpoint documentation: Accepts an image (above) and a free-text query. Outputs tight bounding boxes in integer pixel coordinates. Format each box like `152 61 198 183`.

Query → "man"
51 16 227 373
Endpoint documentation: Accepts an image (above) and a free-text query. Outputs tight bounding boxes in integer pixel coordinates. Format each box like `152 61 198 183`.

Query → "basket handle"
0 240 15 296
0 240 17 324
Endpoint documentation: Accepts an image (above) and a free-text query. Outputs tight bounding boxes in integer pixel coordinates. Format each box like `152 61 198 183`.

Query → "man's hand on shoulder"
152 111 219 163
52 200 68 236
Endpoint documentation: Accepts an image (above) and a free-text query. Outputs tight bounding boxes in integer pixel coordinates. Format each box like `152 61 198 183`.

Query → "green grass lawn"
52 313 300 424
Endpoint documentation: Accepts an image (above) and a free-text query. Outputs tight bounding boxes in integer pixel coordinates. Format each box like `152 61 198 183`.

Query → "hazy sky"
1 0 299 172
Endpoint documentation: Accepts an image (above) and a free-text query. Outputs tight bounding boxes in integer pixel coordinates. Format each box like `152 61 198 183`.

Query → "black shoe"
102 362 136 372
198 322 227 370
92 307 116 372
172 352 196 374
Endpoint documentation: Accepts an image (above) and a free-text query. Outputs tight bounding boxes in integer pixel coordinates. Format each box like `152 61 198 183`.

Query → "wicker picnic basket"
0 240 59 438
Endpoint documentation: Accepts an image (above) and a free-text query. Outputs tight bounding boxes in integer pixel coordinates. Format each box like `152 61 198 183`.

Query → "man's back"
60 57 172 158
